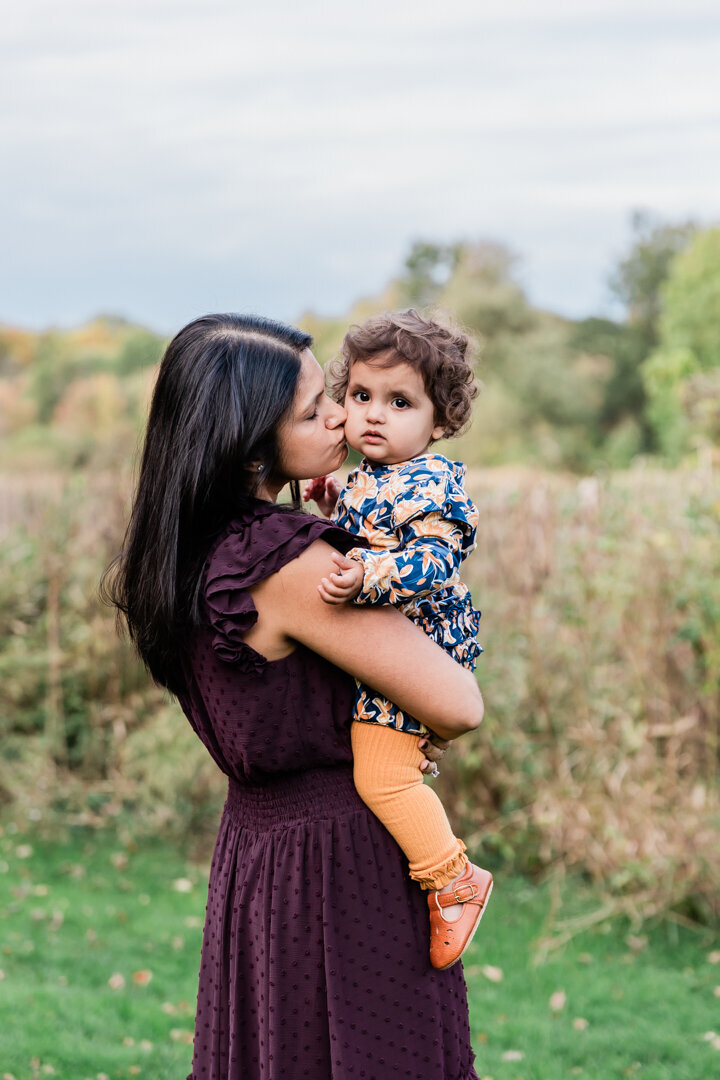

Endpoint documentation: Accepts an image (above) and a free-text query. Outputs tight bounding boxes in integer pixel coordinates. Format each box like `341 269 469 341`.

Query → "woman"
103 313 484 1080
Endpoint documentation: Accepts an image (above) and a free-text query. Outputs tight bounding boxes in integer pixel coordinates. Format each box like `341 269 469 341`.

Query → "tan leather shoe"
428 862 494 971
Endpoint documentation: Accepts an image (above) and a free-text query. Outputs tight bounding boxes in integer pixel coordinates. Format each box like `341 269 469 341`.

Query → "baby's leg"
351 720 467 890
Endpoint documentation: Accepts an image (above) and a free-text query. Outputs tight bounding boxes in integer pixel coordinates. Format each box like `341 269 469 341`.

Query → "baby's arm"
348 514 467 606
316 514 467 607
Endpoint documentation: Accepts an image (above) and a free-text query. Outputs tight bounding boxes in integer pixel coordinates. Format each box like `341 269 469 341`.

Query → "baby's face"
343 356 445 465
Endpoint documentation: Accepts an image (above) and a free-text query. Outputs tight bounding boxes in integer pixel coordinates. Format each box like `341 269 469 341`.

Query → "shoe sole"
434 878 494 972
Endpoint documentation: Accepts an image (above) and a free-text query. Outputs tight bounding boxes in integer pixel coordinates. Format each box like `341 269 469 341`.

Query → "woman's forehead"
296 349 325 406
299 348 323 383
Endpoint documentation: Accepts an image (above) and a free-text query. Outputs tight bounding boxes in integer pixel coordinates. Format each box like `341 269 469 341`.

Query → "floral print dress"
332 453 482 736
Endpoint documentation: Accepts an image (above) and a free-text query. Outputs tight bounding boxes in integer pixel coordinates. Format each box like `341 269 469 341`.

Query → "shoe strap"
436 883 479 908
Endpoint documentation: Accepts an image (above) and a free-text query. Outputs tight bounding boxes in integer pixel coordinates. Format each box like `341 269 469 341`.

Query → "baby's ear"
431 423 446 442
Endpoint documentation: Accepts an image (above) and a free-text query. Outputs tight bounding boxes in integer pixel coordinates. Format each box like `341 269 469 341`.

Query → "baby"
304 309 493 970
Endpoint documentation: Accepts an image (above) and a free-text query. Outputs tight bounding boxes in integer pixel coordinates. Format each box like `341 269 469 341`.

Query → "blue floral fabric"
332 453 482 736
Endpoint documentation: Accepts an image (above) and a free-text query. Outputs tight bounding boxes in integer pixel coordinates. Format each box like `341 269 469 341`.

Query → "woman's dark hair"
327 308 478 437
100 312 312 696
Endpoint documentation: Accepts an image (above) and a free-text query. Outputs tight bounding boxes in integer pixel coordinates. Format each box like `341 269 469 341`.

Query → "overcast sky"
2 0 719 333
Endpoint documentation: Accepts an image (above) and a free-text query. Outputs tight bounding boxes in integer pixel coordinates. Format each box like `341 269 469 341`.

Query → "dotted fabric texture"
176 502 480 1080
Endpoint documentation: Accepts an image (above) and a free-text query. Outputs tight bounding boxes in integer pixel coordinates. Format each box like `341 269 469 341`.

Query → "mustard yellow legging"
351 720 468 890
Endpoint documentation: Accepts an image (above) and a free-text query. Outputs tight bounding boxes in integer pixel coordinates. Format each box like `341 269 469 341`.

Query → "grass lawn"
465 879 720 1080
0 828 718 1080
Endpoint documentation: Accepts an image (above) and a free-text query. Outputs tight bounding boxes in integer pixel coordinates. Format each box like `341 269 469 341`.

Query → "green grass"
0 828 203 1079
465 879 720 1080
0 829 718 1080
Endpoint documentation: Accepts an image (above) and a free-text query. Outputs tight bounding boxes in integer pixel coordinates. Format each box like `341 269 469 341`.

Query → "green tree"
438 241 533 338
569 317 649 435
642 226 720 459
562 213 700 457
610 210 697 343
27 335 89 423
116 329 164 376
402 241 462 306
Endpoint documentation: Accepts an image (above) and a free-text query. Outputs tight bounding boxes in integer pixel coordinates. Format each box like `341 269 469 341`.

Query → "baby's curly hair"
327 309 478 438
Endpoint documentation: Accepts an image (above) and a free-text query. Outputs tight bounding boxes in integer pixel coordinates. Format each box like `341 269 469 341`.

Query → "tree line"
0 212 718 472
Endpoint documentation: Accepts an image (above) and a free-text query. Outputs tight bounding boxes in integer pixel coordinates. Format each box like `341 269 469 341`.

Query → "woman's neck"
256 481 282 503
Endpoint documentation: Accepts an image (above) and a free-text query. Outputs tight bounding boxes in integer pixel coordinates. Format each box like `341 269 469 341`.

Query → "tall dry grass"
0 468 226 849
0 460 718 923
441 460 720 929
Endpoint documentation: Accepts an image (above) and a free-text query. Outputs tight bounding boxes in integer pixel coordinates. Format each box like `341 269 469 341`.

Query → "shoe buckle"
453 883 477 904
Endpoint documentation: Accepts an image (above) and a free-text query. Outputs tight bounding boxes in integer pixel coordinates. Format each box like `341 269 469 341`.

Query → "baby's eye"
392 397 410 409
352 390 370 403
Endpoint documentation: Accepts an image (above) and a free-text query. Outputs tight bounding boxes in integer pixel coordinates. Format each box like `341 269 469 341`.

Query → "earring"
257 464 263 472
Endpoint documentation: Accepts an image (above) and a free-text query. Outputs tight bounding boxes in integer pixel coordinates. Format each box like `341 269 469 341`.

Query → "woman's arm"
249 539 484 741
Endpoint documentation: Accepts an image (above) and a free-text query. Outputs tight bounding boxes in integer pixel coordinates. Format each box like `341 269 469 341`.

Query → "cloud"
1 1 719 328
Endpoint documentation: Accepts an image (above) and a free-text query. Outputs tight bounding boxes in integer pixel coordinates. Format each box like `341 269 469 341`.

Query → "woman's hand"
303 474 341 518
318 552 364 604
418 733 450 776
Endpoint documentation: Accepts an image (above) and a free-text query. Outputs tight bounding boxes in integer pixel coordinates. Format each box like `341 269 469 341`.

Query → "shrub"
0 463 718 923
439 464 720 925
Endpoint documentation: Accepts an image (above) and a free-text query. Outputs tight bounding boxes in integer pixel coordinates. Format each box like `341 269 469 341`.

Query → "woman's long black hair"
100 312 312 696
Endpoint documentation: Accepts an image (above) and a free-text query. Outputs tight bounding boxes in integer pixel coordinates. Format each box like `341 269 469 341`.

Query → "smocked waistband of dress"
224 764 363 831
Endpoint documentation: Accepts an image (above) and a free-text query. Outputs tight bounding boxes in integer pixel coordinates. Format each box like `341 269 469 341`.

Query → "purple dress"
176 500 480 1080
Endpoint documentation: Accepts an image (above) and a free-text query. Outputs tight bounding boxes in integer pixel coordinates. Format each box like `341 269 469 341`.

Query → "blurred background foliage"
1 211 719 930
2 211 719 473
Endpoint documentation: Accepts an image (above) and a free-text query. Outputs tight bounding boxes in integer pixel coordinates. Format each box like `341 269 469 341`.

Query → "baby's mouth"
363 430 385 440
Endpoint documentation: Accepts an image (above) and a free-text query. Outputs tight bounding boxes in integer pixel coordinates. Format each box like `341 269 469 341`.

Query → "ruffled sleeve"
204 503 361 669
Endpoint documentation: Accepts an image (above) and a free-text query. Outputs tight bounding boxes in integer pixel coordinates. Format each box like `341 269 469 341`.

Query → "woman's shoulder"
206 501 357 590
202 502 361 667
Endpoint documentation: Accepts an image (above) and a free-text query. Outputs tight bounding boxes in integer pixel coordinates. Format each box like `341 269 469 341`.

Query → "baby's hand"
303 475 341 518
318 552 364 605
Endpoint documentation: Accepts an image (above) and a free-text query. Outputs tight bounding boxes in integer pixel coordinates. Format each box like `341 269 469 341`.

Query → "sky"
2 0 720 333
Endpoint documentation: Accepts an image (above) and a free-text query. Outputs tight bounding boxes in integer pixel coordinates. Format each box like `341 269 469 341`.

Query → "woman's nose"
326 400 346 428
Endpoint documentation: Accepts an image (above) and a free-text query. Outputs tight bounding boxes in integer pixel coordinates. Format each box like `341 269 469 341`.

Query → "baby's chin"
352 443 393 465
353 441 429 467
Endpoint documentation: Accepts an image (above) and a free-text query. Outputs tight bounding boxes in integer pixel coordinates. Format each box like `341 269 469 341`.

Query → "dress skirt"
189 764 479 1080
